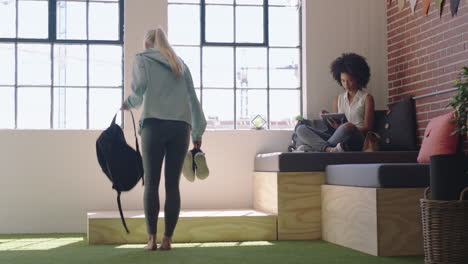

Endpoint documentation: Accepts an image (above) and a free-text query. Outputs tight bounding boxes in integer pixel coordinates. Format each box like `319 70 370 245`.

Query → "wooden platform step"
87 209 277 244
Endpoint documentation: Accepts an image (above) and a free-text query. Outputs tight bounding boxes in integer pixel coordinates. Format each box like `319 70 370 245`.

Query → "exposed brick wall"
387 1 468 147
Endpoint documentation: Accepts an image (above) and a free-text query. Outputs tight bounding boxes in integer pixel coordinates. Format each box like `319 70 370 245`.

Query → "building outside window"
168 0 302 129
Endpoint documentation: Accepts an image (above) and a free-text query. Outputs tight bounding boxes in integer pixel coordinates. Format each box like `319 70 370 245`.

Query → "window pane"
168 5 200 45
0 87 15 129
269 0 300 6
57 1 87 40
18 44 51 85
89 88 122 129
205 5 233 43
236 89 267 129
89 45 122 87
269 48 300 88
0 44 15 85
270 90 299 129
236 0 263 5
89 2 119 40
236 6 263 43
236 48 266 88
203 89 234 129
17 87 51 129
18 0 48 39
174 46 200 87
54 44 87 86
206 0 233 3
269 7 299 47
168 0 199 3
203 47 233 88
0 0 16 38
53 87 86 129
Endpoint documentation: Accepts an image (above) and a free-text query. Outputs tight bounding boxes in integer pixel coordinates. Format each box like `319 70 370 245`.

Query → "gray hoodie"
124 48 206 141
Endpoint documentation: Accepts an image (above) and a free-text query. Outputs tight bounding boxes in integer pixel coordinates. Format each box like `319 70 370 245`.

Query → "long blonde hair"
144 27 183 78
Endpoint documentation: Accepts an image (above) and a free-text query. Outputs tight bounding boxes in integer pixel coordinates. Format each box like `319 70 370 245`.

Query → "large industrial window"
168 0 302 129
0 0 124 130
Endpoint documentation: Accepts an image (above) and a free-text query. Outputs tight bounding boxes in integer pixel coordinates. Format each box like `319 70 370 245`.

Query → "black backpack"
96 111 144 233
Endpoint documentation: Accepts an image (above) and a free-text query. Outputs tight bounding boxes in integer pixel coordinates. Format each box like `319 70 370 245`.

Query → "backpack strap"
116 191 130 233
129 110 144 186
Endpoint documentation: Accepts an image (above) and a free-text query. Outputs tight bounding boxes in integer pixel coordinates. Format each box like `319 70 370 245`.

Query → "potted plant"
430 66 468 200
447 66 468 141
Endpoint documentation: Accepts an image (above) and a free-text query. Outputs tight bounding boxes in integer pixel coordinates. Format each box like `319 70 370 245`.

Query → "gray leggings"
295 123 364 152
141 118 190 237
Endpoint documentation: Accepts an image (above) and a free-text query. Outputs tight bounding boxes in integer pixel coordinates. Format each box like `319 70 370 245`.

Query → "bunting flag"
450 0 460 16
398 0 407 10
410 0 418 13
422 0 431 15
435 0 445 17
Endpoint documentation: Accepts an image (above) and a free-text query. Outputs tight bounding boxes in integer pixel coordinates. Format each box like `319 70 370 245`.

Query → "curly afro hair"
330 53 370 89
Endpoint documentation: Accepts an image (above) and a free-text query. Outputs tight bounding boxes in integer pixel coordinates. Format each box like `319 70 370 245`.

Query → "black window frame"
201 0 269 47
0 0 125 130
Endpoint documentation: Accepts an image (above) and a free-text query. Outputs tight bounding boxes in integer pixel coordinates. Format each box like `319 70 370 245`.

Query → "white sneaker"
182 151 195 182
296 145 314 152
329 143 345 152
194 151 209 180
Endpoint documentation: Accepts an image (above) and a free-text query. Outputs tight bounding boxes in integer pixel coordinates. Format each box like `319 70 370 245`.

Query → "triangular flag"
434 0 445 17
410 0 418 13
398 0 407 10
450 0 460 16
422 0 431 15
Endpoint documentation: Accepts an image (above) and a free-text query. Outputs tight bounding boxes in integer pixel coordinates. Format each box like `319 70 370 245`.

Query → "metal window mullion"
119 0 124 43
233 2 236 129
86 0 90 129
298 3 303 118
200 1 204 107
14 0 18 129
263 0 268 45
50 44 54 129
266 46 270 129
14 43 18 129
201 0 206 45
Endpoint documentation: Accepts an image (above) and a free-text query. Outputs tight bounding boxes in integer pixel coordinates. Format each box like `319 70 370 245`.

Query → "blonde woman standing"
121 27 206 250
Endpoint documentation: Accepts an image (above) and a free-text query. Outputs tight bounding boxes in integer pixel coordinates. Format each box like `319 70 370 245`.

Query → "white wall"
302 0 388 119
0 129 291 233
0 0 388 233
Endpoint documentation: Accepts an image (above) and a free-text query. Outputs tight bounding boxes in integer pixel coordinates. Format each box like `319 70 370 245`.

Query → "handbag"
362 131 381 152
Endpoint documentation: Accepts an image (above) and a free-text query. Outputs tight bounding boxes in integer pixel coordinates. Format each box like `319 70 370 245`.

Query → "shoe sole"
182 152 195 182
194 154 209 180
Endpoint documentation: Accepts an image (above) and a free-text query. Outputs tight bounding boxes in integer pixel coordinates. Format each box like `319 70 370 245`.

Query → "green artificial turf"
0 233 423 264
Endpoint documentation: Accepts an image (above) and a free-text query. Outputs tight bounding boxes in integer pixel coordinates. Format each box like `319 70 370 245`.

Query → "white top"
337 89 368 129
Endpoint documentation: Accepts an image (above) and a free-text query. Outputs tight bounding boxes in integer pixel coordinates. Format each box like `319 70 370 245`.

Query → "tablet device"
321 113 348 131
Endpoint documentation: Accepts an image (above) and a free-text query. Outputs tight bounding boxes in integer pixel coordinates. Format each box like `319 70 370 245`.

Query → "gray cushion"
255 151 419 172
325 163 429 188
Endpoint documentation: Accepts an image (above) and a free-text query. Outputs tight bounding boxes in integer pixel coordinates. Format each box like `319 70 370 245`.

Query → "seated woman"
295 53 375 152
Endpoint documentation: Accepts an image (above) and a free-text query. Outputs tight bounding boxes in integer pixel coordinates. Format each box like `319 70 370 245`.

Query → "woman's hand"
193 141 202 150
326 117 345 129
319 109 329 118
120 103 129 111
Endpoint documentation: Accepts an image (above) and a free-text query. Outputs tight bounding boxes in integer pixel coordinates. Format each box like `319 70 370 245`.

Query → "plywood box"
254 172 325 240
321 185 425 256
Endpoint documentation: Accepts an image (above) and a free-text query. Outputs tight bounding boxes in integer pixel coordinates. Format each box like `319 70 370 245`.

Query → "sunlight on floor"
115 241 274 249
0 238 83 251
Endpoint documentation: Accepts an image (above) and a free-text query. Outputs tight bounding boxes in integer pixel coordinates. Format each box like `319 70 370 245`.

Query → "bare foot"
159 236 172 250
144 235 157 251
